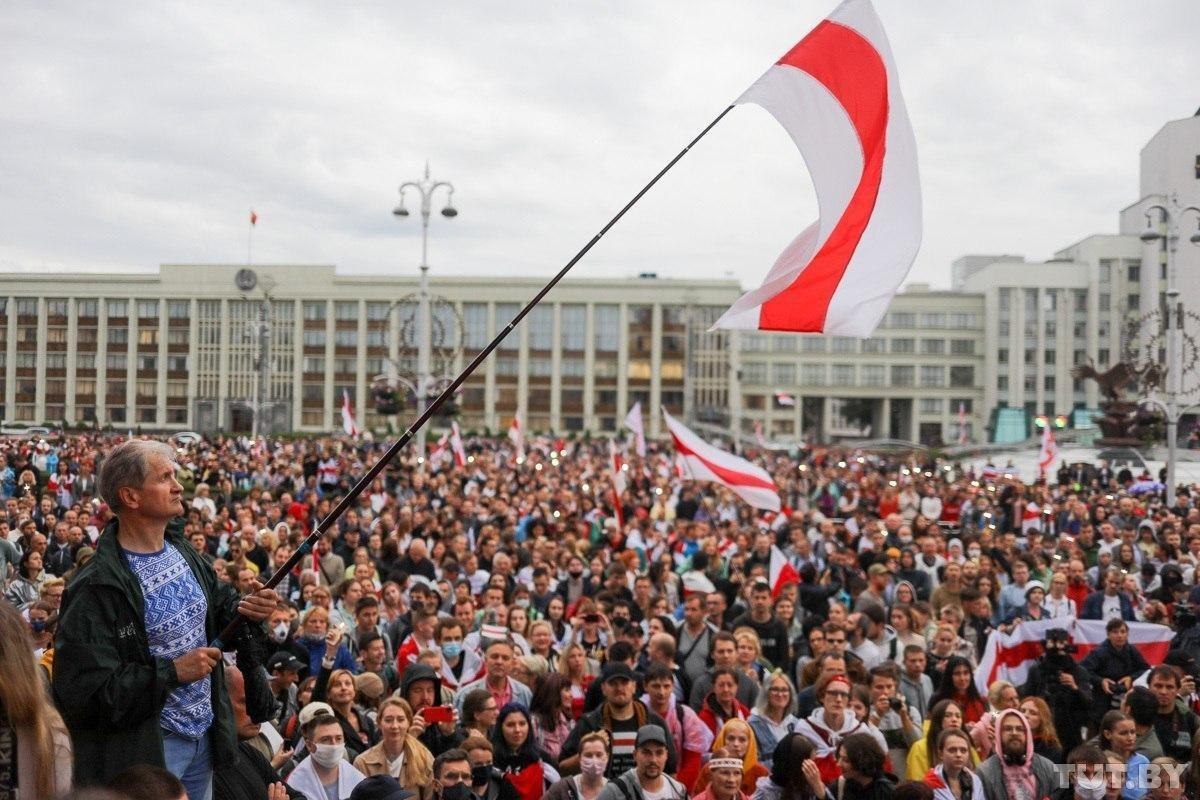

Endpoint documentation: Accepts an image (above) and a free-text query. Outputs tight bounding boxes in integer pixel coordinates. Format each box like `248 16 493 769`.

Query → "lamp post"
393 163 457 463
1139 196 1200 493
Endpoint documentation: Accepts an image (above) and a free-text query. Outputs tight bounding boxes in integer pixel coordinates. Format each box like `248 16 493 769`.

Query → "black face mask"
471 764 493 786
442 783 472 800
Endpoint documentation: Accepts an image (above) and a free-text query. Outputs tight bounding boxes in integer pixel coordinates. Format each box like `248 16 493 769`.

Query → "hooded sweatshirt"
976 709 1057 800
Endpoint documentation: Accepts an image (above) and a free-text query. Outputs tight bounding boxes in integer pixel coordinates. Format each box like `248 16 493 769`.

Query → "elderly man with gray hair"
53 439 279 798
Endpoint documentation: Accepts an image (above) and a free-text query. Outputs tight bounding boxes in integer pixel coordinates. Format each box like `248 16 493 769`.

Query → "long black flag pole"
212 104 736 648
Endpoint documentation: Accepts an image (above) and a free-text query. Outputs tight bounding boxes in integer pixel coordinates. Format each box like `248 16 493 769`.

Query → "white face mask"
270 622 290 643
311 742 346 769
1075 774 1106 800
580 756 608 777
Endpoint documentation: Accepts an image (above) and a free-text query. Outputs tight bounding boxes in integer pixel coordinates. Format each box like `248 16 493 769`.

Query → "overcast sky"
3 1 1199 292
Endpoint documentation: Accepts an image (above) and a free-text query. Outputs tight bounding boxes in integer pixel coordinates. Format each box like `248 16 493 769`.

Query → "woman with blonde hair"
1019 696 1063 764
315 666 380 761
557 641 598 720
353 697 435 800
692 718 770 796
0 600 72 796
734 628 768 684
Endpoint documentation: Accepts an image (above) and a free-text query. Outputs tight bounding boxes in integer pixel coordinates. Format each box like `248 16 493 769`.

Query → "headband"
709 758 744 772
826 675 851 692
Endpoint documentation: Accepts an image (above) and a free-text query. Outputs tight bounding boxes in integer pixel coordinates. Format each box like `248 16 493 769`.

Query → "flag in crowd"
624 402 647 457
340 389 359 437
664 408 781 511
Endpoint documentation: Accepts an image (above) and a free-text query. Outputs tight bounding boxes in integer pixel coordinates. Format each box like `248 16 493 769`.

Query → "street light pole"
394 164 457 465
1139 198 1200 493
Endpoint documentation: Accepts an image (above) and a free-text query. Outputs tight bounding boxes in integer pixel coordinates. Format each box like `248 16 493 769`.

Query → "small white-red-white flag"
663 409 780 511
624 402 646 457
1021 501 1042 534
754 420 768 449
957 401 969 445
249 209 258 226
713 0 921 336
340 389 359 437
609 440 627 528
1038 424 1058 479
774 391 796 407
449 422 466 467
507 414 524 459
769 544 801 598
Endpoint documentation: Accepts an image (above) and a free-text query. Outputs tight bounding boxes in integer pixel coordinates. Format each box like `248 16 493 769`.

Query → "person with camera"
1080 619 1150 728
866 664 922 780
1019 628 1092 753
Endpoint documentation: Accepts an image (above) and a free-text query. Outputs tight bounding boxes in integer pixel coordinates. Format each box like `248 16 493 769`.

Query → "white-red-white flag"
609 440 627 528
774 391 796 407
507 414 524 459
754 420 768 449
624 402 647 457
713 0 921 336
769 544 800 598
1038 424 1058 479
974 618 1171 695
449 422 466 467
341 389 359 437
663 409 780 511
957 401 969 445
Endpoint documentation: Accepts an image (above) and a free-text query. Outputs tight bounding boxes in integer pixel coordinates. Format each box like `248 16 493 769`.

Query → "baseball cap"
635 724 668 748
1045 628 1070 642
266 652 304 673
297 701 334 727
601 662 637 684
1024 580 1046 596
351 775 417 800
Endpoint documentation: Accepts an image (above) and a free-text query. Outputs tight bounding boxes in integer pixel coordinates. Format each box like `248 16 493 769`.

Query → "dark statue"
1070 358 1164 445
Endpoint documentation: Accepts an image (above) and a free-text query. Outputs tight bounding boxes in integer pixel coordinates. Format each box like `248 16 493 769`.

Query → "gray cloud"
2 1 1198 291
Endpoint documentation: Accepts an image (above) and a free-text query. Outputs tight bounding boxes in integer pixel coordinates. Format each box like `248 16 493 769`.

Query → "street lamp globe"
393 204 409 217
1140 214 1162 243
441 205 458 218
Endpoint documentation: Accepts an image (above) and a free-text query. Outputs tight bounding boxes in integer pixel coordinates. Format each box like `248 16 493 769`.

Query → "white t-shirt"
1102 593 1123 620
641 782 676 800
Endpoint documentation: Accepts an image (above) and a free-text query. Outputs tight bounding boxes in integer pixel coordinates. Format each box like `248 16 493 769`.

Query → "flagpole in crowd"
211 104 737 647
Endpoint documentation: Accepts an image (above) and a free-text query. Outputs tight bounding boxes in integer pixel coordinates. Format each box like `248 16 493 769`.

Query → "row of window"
742 335 977 356
742 363 975 388
2 352 191 371
3 298 192 318
884 312 979 329
997 375 1080 393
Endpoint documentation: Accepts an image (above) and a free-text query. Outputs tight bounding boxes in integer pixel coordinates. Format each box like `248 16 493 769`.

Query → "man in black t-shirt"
730 579 790 668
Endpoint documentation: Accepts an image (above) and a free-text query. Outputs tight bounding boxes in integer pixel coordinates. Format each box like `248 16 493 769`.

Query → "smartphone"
583 613 601 624
424 705 454 724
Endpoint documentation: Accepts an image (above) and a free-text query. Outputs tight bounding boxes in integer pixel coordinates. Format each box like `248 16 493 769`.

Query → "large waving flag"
714 0 921 336
663 409 780 511
974 617 1172 694
769 545 800 598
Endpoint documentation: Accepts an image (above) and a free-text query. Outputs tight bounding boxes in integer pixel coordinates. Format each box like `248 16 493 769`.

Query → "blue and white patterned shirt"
123 541 213 739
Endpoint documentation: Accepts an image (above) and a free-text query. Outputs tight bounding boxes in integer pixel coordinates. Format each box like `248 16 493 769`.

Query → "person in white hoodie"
922 728 984 800
792 674 887 785
287 711 367 800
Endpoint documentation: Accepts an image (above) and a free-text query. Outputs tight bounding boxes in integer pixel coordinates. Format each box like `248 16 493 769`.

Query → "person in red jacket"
698 668 750 737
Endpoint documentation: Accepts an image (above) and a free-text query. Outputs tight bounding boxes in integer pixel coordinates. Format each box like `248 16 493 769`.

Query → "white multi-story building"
0 265 741 436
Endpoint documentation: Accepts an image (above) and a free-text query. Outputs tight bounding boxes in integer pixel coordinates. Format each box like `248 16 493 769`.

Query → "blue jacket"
298 635 358 677
1080 590 1136 621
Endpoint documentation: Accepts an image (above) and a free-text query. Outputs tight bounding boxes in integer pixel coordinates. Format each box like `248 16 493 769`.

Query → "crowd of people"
1 427 1199 800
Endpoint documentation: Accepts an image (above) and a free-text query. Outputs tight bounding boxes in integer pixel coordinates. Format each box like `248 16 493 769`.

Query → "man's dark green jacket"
52 517 246 785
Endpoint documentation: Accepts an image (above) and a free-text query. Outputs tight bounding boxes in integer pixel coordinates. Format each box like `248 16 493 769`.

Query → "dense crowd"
1 428 1200 800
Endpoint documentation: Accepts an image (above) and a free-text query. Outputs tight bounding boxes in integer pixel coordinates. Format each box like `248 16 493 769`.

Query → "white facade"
0 265 740 437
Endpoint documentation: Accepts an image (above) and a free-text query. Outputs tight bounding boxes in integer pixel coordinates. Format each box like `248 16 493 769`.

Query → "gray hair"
98 440 177 512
